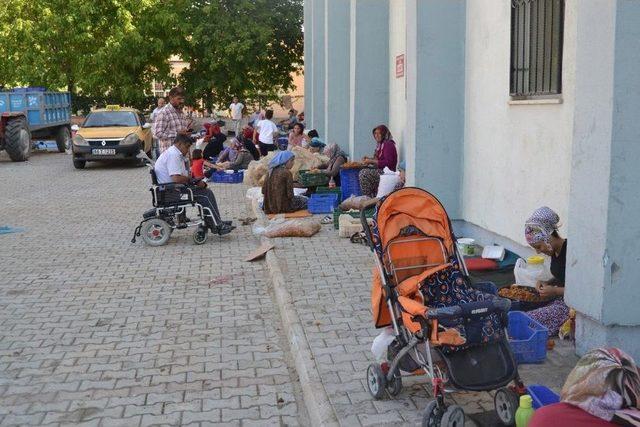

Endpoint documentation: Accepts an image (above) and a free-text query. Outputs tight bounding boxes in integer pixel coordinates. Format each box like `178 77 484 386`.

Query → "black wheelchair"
131 162 217 246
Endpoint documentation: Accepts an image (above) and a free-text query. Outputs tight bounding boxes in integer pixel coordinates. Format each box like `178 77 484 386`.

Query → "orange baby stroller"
362 187 526 426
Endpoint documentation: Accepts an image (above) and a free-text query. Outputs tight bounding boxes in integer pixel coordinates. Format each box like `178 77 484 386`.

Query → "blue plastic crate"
508 311 549 364
340 168 362 201
211 171 244 183
308 193 339 214
527 384 560 409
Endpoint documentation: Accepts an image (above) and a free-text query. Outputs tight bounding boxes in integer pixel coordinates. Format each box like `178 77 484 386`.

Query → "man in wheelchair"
154 134 234 236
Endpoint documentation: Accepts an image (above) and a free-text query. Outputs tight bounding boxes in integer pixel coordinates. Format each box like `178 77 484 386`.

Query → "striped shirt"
152 104 188 141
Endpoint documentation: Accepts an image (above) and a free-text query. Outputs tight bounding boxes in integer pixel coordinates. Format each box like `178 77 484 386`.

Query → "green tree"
0 0 182 112
178 0 303 111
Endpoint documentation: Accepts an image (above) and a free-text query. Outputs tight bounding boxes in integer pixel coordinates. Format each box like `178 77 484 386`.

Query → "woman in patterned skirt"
523 206 570 335
359 125 398 197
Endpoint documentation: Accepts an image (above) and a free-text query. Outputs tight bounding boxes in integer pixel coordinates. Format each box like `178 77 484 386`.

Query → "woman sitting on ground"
523 206 570 336
308 137 326 153
202 122 227 160
317 143 348 185
262 151 308 214
288 123 306 149
239 125 260 160
359 125 398 198
206 138 254 173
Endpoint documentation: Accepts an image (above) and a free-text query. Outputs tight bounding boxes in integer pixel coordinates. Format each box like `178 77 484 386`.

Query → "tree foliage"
0 0 303 113
179 0 303 110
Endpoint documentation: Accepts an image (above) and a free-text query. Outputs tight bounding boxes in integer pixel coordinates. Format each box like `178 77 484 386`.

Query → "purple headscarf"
525 206 560 245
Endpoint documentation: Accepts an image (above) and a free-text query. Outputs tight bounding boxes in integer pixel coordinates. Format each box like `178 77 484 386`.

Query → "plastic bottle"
328 176 336 188
515 395 535 427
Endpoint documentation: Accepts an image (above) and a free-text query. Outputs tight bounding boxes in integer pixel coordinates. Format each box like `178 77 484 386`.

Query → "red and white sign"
395 54 405 78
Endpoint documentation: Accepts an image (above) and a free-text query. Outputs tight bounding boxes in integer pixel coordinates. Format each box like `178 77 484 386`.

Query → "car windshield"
83 112 139 128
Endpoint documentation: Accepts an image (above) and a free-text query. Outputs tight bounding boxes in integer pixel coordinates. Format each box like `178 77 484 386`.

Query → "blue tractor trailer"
0 88 72 161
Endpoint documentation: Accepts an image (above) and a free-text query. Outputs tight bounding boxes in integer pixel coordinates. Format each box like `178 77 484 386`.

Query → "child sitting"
191 149 205 179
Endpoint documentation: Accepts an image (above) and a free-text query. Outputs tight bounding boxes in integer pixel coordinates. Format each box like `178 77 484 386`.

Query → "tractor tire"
55 126 72 153
4 116 31 161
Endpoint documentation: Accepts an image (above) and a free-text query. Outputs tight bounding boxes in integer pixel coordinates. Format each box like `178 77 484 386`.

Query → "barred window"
510 0 565 98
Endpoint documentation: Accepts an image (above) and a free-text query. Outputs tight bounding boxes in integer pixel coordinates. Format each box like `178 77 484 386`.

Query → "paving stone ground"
266 205 579 426
0 152 306 426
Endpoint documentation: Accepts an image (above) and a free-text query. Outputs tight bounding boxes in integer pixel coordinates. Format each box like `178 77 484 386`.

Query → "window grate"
510 0 564 98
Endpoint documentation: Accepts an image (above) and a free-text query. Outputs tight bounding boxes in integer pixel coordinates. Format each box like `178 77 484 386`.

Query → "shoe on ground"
222 220 233 226
217 224 235 236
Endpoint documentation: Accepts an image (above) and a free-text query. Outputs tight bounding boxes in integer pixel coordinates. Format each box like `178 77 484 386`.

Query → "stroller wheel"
421 399 442 427
193 227 208 245
386 372 402 396
494 387 519 426
366 363 386 400
441 404 465 427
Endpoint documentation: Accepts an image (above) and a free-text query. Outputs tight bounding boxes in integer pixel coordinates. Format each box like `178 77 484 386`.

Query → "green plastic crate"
333 208 375 229
299 170 330 187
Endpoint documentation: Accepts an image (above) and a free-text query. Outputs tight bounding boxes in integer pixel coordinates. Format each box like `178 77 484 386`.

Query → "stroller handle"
427 298 511 320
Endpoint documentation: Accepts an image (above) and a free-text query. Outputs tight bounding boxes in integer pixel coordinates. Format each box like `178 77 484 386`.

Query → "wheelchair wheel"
141 218 171 246
193 228 208 245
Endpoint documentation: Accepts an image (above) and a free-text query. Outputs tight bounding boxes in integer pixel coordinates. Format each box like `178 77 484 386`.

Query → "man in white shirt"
253 109 278 156
154 134 234 235
228 96 244 137
150 97 166 122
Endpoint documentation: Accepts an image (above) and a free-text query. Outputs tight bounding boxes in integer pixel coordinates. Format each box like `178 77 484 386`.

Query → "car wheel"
73 158 86 169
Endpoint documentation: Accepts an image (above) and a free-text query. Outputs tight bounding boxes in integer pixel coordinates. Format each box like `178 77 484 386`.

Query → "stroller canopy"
373 187 455 257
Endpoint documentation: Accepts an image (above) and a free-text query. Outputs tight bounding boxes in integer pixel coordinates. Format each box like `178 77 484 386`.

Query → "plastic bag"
376 167 401 198
259 218 321 238
514 258 554 287
252 215 285 236
371 327 396 361
243 148 329 186
339 195 373 211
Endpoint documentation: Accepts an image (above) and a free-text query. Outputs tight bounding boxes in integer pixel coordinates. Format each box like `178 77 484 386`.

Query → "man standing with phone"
152 86 193 154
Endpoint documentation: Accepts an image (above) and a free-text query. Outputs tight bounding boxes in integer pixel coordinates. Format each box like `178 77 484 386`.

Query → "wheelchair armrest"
427 298 511 321
157 183 187 191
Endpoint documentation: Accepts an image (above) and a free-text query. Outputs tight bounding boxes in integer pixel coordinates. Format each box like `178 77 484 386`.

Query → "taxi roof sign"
105 105 121 111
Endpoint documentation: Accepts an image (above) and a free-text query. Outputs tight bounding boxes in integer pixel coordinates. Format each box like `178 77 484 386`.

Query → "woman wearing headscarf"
308 137 326 153
317 143 348 185
239 125 260 160
530 347 640 426
359 125 398 197
202 122 227 160
523 206 570 335
208 138 254 173
262 151 308 214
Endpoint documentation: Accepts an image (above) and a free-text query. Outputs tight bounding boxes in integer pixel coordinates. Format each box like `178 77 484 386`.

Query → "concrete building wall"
304 0 313 125
462 0 576 245
348 0 389 160
405 0 465 218
324 0 350 148
388 1 407 161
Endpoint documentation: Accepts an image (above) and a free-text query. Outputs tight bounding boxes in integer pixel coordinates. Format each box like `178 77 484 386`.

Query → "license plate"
92 148 116 155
